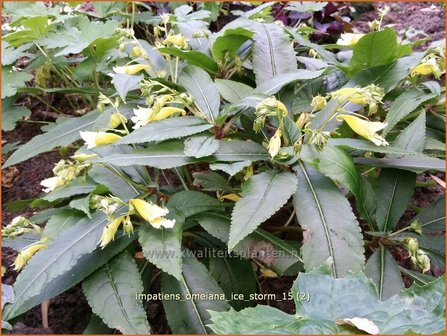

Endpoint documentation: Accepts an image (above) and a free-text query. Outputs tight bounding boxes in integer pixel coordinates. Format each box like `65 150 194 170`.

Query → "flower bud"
123 216 134 236
415 251 431 273
295 112 311 129
404 237 419 256
409 220 422 235
109 113 128 129
99 216 124 248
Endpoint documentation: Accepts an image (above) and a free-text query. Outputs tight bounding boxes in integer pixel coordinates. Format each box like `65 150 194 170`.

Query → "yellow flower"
330 85 384 115
295 112 311 129
336 114 388 146
162 34 188 49
256 97 288 117
268 129 282 158
80 131 122 149
99 216 124 248
410 57 442 79
310 95 327 111
331 87 368 105
337 33 364 47
152 107 186 121
219 194 241 202
151 217 176 229
260 267 278 278
14 243 47 271
131 46 146 58
108 113 128 129
113 64 151 75
122 216 134 235
131 106 185 128
129 199 175 229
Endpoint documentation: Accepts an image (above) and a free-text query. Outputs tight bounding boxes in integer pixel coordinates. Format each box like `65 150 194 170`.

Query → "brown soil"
2 2 445 334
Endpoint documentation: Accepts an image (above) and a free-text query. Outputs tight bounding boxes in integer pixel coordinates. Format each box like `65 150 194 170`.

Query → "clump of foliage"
2 2 445 335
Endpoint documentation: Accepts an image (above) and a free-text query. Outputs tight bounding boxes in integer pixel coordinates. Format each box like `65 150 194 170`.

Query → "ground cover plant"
1 1 445 335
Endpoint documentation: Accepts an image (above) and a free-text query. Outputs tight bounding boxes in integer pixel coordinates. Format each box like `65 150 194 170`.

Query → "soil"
2 2 445 334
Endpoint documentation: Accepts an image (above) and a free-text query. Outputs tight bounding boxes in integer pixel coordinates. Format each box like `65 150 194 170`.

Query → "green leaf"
215 79 254 104
365 246 404 300
41 16 118 56
383 89 436 136
392 112 426 152
209 256 256 310
168 191 222 218
349 28 398 75
158 47 218 74
399 266 436 286
213 140 268 162
43 209 85 238
212 27 253 61
42 178 98 202
3 16 53 47
209 266 445 334
229 170 298 249
2 67 33 99
196 213 302 275
88 162 140 203
161 250 230 333
210 161 251 176
256 70 324 95
301 145 376 225
112 74 143 101
184 135 219 158
349 52 425 92
3 211 132 320
1 97 32 131
94 140 196 169
328 138 419 155
117 116 213 145
179 65 221 123
82 252 150 334
83 313 113 334
376 169 416 232
412 195 445 233
138 211 183 280
354 156 445 172
293 163 364 277
4 110 100 168
288 29 339 65
192 171 234 193
251 22 297 85
69 196 92 218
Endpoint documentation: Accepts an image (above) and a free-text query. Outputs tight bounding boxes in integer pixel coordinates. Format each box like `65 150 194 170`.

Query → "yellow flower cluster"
40 158 92 193
98 198 176 248
131 94 186 129
330 84 385 115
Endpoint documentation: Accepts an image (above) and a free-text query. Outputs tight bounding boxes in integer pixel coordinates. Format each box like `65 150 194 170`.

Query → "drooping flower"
219 194 241 202
99 216 124 248
310 95 327 111
162 34 188 49
336 114 388 146
268 129 282 158
330 85 384 115
410 57 443 79
40 176 65 193
14 243 47 271
337 33 364 47
108 113 128 129
131 106 185 129
113 64 151 75
129 199 175 229
256 97 288 118
80 131 122 149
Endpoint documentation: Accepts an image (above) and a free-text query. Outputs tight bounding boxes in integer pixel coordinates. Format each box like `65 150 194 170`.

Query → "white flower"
80 131 121 149
151 217 176 229
40 176 64 193
131 107 155 129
